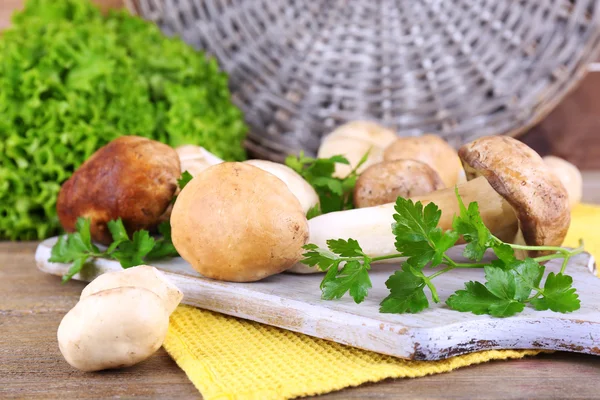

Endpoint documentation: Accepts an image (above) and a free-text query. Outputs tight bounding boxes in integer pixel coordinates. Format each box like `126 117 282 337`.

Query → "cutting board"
35 237 600 360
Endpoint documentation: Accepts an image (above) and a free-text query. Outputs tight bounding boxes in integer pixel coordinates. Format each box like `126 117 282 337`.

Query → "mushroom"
383 134 465 187
289 136 570 273
543 155 582 208
170 162 309 282
57 136 181 245
80 265 183 314
244 159 319 214
317 121 398 178
57 265 183 372
353 159 445 208
176 145 223 177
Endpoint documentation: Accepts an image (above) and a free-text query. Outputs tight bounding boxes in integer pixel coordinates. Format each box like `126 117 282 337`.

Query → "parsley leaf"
446 281 524 317
452 187 495 261
321 260 372 303
285 151 367 213
112 230 156 268
509 258 545 302
51 217 180 282
327 238 364 257
147 222 179 260
380 263 429 314
484 266 516 299
178 170 194 190
531 273 580 313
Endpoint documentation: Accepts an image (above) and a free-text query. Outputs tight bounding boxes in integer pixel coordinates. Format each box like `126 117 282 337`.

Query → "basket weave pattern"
128 0 600 161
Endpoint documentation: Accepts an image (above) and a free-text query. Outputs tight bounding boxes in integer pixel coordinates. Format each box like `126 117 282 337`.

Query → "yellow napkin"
163 204 600 400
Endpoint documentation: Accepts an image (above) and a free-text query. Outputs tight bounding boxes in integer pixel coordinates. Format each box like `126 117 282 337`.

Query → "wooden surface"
0 173 599 399
36 239 600 361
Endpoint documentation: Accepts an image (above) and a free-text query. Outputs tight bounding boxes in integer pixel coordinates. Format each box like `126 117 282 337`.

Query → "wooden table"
1 173 599 399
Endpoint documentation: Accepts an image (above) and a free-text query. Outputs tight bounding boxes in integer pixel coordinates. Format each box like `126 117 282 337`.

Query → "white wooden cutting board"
36 238 600 360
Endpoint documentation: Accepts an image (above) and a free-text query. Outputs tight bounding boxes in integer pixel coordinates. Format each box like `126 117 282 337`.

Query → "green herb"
285 151 369 214
50 218 178 283
0 0 247 240
177 171 194 190
303 190 583 317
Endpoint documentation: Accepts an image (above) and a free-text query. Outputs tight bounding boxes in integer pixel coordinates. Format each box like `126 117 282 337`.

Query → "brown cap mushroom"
383 134 465 187
318 121 398 178
543 156 582 208
457 136 570 254
57 136 181 245
170 162 309 282
353 160 445 208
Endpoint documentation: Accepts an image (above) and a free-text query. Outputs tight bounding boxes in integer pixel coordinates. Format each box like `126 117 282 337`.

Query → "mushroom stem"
411 176 518 243
289 176 519 273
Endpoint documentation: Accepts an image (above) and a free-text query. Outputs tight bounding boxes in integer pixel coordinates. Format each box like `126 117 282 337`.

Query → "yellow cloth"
163 204 600 400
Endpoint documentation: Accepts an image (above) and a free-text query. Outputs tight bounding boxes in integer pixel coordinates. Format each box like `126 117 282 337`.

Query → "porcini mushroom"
244 159 319 214
57 136 181 245
353 159 445 208
290 136 570 273
383 134 465 187
317 121 398 178
171 162 309 282
543 155 582 208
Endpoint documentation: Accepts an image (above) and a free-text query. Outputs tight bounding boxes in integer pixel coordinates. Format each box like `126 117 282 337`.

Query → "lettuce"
0 0 247 240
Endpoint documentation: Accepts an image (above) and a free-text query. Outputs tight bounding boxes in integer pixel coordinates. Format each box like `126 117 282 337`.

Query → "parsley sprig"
50 218 179 283
285 151 370 216
303 189 584 317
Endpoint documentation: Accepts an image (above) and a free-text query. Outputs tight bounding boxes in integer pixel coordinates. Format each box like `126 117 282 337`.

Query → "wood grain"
35 240 600 361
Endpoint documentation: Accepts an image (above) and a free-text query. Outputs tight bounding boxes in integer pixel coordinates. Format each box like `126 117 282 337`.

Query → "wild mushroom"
170 162 309 282
290 136 570 273
57 265 183 372
244 159 319 214
353 159 445 208
383 134 465 187
543 155 582 208
57 136 181 245
317 121 397 178
177 144 223 177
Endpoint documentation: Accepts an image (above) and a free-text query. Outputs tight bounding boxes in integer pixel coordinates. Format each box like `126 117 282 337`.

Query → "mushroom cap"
459 136 570 250
543 155 582 208
354 160 445 208
170 162 309 282
318 121 397 178
57 136 181 245
244 159 319 214
383 134 464 187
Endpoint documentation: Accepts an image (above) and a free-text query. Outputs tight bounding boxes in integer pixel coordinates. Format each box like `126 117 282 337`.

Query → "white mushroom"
57 265 183 372
317 121 397 178
176 145 223 177
244 160 319 214
81 265 183 314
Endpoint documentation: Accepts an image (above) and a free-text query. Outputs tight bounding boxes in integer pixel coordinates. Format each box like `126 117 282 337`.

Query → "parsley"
50 218 179 283
177 171 194 190
285 151 369 214
303 190 584 317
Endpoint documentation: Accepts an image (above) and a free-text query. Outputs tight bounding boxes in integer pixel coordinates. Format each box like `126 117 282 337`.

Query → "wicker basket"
126 0 600 161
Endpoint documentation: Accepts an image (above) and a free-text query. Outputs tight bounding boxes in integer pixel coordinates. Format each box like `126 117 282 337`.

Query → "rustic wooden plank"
35 238 600 361
3 240 600 399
